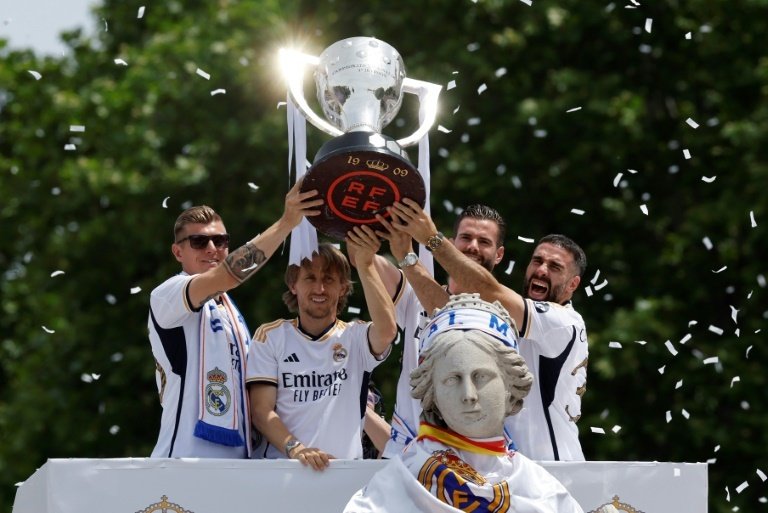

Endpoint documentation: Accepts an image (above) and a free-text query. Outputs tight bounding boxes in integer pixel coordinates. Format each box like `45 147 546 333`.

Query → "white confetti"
750 211 757 228
130 286 142 295
702 236 713 250
42 326 55 334
64 144 77 151
686 118 700 129
566 106 582 113
114 58 128 66
702 176 717 183
609 341 623 349
685 31 692 39
477 83 487 95
675 379 683 389
658 365 666 374
495 67 507 77
70 125 86 132
708 325 724 335
196 68 211 80
635 340 647 345
584 286 593 297
683 149 692 159
725 486 731 502
348 306 361 314
712 266 727 273
730 305 739 324
681 408 690 419
746 345 753 358
247 183 260 191
640 204 649 215
730 376 740 388
27 70 42 80
590 427 605 434
446 80 457 90
520 0 532 5
736 481 749 494
594 279 609 291
443 200 454 212
757 469 767 482
644 18 653 33
703 356 719 365
505 260 515 275
210 89 226 96
626 168 638 174
679 333 692 344
665 340 678 356
590 270 601 284
437 125 452 133
570 208 585 215
613 172 623 187
612 425 622 433
759 274 767 287
517 236 534 243
50 270 65 277
137 6 145 18
162 197 170 208
674 468 681 477
453 106 460 115
666 411 672 423
276 101 286 109
109 425 120 435
735 328 740 337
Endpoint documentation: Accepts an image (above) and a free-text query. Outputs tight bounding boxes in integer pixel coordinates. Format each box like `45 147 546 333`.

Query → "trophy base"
299 132 426 240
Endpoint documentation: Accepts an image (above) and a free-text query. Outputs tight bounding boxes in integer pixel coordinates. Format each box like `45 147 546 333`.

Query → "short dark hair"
453 204 506 248
282 243 353 315
538 234 587 277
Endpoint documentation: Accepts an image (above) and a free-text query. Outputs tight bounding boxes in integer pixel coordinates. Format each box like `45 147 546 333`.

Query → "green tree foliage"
1 0 766 511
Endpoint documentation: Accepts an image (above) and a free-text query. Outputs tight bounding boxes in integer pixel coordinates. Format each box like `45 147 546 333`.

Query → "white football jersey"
247 318 386 459
504 299 588 461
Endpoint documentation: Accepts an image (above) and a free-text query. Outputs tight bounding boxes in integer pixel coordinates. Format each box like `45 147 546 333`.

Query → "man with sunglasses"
148 181 322 458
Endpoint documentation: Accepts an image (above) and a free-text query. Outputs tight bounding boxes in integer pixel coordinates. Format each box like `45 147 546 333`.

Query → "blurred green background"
1 0 766 511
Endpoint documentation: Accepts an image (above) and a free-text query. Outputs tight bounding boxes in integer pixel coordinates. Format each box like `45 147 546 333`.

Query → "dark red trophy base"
299 132 426 240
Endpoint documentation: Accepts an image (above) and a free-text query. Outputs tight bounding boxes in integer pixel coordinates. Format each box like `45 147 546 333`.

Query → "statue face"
433 341 507 439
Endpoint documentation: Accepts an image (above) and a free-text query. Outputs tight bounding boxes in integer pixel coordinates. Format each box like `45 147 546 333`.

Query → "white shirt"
148 273 249 458
247 318 388 459
504 299 588 461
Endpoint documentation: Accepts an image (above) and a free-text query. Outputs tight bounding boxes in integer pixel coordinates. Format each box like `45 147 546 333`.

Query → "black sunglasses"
175 233 230 249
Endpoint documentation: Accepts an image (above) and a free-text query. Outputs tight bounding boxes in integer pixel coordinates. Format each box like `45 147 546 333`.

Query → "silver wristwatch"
398 252 419 268
285 437 302 457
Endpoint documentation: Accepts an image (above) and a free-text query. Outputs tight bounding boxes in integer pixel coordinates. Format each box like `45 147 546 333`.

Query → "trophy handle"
280 49 344 138
397 78 442 148
279 48 442 146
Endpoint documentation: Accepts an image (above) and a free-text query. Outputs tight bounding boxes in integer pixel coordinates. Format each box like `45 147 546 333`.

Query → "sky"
0 0 98 56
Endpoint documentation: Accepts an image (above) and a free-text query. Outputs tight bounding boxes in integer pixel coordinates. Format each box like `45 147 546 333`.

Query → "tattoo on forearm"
198 291 225 308
223 242 267 283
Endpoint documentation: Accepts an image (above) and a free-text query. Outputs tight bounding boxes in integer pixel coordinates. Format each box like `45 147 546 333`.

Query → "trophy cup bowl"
281 37 440 240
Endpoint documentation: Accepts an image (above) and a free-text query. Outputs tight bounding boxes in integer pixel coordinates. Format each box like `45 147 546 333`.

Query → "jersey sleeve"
519 298 585 357
149 274 197 329
246 322 281 385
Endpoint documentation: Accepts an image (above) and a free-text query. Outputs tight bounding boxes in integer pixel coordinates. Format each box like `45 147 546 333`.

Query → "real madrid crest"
588 495 645 513
204 367 231 416
136 495 194 513
332 342 348 362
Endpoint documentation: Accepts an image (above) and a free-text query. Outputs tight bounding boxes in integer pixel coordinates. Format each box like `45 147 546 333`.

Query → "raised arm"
345 226 398 357
375 213 449 314
187 180 322 308
388 199 525 327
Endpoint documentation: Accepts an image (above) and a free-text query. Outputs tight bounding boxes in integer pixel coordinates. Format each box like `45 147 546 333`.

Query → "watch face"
406 254 418 265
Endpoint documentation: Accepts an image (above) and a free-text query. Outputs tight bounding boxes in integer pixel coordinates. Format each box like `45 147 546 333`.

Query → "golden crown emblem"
136 495 194 513
366 159 389 172
206 367 227 384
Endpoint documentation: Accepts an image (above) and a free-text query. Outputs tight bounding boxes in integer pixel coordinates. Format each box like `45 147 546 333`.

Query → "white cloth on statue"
345 433 583 513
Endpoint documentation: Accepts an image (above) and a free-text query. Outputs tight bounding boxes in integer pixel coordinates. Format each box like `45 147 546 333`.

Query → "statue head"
410 294 533 438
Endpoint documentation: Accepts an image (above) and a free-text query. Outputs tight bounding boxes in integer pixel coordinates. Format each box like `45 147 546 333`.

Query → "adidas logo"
283 353 300 363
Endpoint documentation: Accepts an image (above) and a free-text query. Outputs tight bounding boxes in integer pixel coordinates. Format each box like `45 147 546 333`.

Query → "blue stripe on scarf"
194 420 244 447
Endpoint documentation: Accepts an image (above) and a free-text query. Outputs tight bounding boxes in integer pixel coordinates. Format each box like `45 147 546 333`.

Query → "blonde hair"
173 205 222 241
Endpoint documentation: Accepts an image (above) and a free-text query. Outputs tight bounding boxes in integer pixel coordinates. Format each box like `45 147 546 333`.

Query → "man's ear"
171 243 183 263
494 245 505 266
566 274 581 295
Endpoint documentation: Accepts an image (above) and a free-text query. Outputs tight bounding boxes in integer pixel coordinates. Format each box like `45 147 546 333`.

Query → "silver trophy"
280 37 441 239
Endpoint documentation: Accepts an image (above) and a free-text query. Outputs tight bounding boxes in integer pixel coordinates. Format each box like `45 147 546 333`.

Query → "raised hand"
281 178 324 229
387 198 438 247
345 225 381 266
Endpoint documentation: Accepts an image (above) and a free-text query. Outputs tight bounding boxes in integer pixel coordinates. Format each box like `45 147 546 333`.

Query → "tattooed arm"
187 181 323 308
